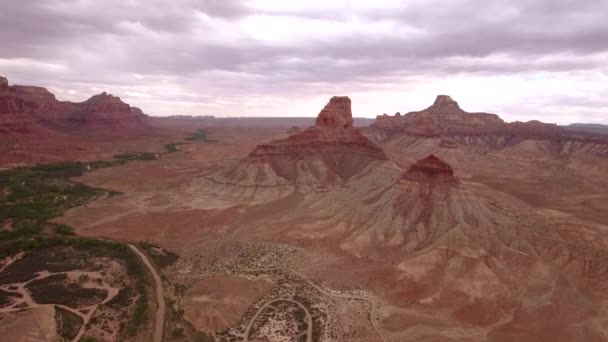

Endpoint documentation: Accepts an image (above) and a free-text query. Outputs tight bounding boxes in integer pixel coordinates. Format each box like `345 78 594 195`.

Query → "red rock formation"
315 96 353 128
372 95 565 138
402 154 458 183
408 154 454 176
63 92 149 131
0 76 149 139
506 120 563 137
215 96 387 193
373 95 505 136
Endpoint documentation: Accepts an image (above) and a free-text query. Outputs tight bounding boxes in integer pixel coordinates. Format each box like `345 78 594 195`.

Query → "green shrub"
185 128 217 142
54 224 74 235
164 143 179 153
172 327 185 338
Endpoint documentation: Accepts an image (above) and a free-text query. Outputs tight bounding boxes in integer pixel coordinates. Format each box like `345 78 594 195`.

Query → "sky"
1 0 607 124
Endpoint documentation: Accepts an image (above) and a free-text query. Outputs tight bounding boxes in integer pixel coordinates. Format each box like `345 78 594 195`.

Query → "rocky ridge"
0 76 149 139
373 95 563 137
367 95 608 159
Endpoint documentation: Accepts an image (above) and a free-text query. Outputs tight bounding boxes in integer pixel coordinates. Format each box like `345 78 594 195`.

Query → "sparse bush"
172 327 185 338
113 152 157 161
55 306 83 340
54 224 74 235
164 143 180 153
185 128 217 142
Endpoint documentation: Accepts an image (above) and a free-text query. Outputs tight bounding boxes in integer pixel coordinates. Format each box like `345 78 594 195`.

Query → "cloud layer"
1 0 607 123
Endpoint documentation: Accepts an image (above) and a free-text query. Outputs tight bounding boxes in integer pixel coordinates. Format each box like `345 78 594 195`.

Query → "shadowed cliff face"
404 154 455 179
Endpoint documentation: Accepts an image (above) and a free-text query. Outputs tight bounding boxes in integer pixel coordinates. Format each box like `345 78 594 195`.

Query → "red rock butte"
315 96 353 128
0 75 149 140
214 96 387 194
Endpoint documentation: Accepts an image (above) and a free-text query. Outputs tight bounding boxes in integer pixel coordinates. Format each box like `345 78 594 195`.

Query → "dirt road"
129 244 166 342
243 298 313 342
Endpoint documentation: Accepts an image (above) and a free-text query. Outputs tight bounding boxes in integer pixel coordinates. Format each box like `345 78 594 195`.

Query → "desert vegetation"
0 156 165 341
185 128 217 142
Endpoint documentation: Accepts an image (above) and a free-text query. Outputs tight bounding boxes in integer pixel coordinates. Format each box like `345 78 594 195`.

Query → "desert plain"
2 75 608 342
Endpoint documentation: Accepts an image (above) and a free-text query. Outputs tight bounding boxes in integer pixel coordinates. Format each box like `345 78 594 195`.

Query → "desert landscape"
2 73 608 341
2 1 608 341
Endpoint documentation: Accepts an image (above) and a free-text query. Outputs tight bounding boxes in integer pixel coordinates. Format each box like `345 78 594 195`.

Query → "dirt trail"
291 270 390 342
240 267 390 342
0 270 120 342
243 298 313 342
129 244 166 342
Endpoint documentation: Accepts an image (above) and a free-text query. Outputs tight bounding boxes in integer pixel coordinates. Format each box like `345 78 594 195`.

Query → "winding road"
243 298 313 342
129 244 166 342
292 271 389 342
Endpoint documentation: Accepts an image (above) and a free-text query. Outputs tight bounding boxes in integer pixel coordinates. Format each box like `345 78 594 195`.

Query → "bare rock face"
0 76 149 139
315 96 353 128
431 95 464 114
373 95 504 136
372 95 567 139
403 154 458 183
408 154 454 176
81 92 131 113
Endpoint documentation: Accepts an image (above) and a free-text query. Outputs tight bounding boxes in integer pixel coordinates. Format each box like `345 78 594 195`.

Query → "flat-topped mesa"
81 92 131 113
371 95 571 139
373 95 505 136
403 154 458 183
315 96 353 128
0 76 149 139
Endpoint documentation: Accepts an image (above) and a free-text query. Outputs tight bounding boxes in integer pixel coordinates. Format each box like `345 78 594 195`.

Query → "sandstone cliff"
0 76 149 139
372 95 563 137
209 96 389 201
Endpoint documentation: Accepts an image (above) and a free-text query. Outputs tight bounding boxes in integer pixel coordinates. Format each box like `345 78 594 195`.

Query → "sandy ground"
0 306 57 342
183 276 273 334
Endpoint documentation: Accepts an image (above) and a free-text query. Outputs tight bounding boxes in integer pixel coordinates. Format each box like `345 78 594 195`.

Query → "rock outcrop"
0 76 149 139
210 96 388 201
0 76 8 93
405 154 454 176
402 154 459 185
315 96 353 128
366 95 608 160
372 95 563 138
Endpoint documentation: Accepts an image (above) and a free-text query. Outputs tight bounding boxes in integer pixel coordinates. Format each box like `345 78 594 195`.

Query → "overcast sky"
1 0 607 124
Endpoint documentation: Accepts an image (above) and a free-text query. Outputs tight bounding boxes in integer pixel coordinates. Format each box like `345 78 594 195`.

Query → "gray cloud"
0 0 606 123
